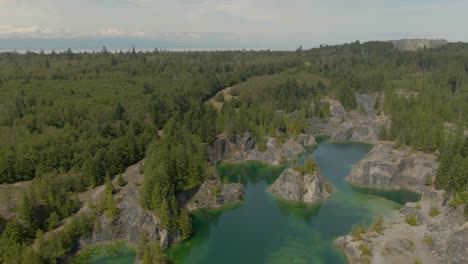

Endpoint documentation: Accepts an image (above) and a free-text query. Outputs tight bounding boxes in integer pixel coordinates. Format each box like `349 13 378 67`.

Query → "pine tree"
159 199 171 229
18 193 36 232
105 173 113 195
104 173 118 218
179 208 192 239
117 174 125 187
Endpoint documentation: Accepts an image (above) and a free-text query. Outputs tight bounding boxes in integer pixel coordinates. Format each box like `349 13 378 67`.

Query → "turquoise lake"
76 141 419 263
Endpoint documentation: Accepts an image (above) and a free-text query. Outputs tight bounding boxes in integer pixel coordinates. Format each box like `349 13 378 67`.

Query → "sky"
0 0 467 50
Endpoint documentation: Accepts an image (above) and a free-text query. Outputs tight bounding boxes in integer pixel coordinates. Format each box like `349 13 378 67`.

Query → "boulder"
271 168 332 203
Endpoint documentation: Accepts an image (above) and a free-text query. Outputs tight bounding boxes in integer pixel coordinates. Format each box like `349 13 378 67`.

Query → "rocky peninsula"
336 143 467 264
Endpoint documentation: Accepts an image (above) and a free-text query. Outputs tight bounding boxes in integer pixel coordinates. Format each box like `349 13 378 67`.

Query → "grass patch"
351 224 367 241
405 215 419 226
428 207 440 217
423 236 433 248
324 182 333 194
293 157 318 175
359 244 372 258
370 216 384 234
214 92 225 102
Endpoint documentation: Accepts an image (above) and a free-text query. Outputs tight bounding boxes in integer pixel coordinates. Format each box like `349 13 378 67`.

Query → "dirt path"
208 86 238 111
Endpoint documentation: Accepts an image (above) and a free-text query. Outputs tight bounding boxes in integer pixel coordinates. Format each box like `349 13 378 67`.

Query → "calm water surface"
77 141 419 263
168 142 417 264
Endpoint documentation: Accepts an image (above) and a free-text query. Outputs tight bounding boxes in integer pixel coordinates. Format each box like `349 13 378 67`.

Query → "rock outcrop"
178 178 244 211
346 142 438 193
79 176 181 248
390 39 448 51
270 168 332 203
335 189 467 264
337 143 466 264
209 132 316 165
312 93 387 143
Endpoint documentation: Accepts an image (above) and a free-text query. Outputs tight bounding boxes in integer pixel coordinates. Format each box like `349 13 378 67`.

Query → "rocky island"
271 157 333 203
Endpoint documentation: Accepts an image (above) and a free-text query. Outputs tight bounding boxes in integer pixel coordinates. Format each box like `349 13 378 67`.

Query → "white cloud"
0 0 467 47
0 25 51 37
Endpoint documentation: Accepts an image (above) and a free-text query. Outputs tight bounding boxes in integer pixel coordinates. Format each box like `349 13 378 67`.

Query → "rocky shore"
209 132 316 165
178 177 244 211
347 142 438 193
336 142 467 264
79 167 181 249
335 189 467 264
311 93 388 144
271 168 332 203
79 163 244 254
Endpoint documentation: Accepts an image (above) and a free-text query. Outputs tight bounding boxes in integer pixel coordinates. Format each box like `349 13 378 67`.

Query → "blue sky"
0 0 467 50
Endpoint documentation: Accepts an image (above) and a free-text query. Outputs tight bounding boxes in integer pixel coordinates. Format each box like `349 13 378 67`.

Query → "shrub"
212 185 221 197
257 137 267 151
351 224 366 240
422 236 433 248
230 88 240 96
117 174 125 187
359 244 372 257
428 207 440 217
214 93 225 102
293 157 318 175
405 215 419 226
371 216 384 234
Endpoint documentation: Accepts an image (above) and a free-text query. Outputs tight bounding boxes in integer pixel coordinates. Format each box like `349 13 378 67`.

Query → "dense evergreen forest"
0 42 467 263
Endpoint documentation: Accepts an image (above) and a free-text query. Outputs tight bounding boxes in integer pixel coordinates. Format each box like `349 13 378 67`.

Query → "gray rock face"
79 181 181 248
445 224 468 264
335 190 467 264
209 132 315 165
347 142 438 193
271 168 332 203
178 178 244 211
334 235 363 264
313 93 386 143
390 39 448 51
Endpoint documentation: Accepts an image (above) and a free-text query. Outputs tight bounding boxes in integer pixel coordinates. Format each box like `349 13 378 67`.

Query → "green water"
70 242 136 264
76 141 419 263
168 142 418 264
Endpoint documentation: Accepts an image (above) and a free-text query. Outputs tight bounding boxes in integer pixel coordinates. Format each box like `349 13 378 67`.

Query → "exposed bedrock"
346 142 438 193
312 93 388 143
178 178 244 211
79 179 181 249
209 132 316 165
270 168 332 203
335 189 467 264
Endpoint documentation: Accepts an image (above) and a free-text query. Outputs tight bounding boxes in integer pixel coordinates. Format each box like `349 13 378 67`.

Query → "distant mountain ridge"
390 39 448 51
